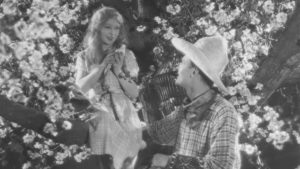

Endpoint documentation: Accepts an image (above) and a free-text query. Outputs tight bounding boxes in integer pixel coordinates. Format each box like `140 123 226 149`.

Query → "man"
147 35 241 169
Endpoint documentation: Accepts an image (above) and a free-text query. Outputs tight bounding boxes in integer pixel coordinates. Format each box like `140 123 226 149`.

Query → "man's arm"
199 107 240 169
147 107 184 145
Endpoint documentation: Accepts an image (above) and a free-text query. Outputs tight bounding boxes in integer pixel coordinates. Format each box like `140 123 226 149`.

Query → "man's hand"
151 153 169 168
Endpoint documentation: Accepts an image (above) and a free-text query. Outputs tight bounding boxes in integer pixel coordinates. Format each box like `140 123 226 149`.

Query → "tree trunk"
251 2 300 105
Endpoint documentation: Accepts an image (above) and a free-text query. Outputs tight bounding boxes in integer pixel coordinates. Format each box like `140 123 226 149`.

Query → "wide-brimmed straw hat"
171 34 229 95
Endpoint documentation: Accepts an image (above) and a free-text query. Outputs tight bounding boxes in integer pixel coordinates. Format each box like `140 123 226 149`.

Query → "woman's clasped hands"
110 51 124 75
89 51 123 75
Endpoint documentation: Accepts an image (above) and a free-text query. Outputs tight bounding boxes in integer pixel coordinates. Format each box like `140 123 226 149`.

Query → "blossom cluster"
0 0 91 168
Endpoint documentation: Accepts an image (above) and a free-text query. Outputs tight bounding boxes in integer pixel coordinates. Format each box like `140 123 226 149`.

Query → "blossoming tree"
0 0 300 169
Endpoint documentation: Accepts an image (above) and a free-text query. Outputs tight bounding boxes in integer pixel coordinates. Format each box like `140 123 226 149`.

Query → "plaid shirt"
148 95 241 169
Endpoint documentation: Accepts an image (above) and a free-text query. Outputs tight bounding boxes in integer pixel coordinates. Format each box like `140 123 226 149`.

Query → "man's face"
175 56 194 87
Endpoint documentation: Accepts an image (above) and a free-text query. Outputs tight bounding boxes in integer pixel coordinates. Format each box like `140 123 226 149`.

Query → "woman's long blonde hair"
83 7 127 70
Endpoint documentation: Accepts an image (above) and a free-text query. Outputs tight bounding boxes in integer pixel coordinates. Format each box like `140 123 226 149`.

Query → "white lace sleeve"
123 49 139 78
75 51 88 81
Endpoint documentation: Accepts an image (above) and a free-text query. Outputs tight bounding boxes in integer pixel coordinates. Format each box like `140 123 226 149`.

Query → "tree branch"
256 53 300 105
0 95 89 146
251 3 300 105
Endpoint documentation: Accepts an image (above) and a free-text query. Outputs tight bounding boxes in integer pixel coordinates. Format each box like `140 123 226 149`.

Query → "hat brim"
171 38 229 95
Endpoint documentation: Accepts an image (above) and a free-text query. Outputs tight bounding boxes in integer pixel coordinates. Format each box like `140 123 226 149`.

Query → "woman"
75 7 145 169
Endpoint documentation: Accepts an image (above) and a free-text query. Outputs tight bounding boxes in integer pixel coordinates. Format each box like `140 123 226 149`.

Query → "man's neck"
186 84 213 103
184 88 215 108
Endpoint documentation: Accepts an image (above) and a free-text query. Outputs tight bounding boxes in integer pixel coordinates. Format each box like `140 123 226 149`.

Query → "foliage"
0 0 299 168
0 0 91 168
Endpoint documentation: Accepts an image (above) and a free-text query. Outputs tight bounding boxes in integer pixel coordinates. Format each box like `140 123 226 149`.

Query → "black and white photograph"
0 0 300 169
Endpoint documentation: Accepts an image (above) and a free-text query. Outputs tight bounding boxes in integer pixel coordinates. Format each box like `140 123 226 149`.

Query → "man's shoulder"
214 95 235 110
210 95 238 121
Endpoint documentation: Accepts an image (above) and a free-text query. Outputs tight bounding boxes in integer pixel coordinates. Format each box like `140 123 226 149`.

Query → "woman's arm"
75 64 106 93
75 53 115 93
111 49 140 99
122 50 139 78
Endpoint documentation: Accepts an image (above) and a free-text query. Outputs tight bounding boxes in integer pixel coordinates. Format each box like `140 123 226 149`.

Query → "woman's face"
100 18 121 47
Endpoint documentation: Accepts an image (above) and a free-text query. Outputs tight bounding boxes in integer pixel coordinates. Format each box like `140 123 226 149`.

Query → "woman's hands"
111 51 124 75
75 50 123 93
90 54 115 74
90 51 124 77
102 53 117 66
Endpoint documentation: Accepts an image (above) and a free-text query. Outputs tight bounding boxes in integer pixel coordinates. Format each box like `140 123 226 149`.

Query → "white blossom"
223 29 236 40
62 120 72 130
59 34 74 54
43 122 58 137
258 44 270 56
213 10 234 25
292 131 300 144
153 28 161 34
267 131 290 148
204 2 215 13
247 95 260 105
248 113 262 131
166 4 181 15
205 25 218 35
276 12 288 24
263 0 274 14
55 151 70 164
227 86 237 96
163 27 178 40
34 142 43 149
136 25 147 32
153 46 163 55
196 18 208 27
2 0 18 15
22 161 32 169
23 133 35 144
57 5 78 24
232 41 243 52
0 128 7 138
267 120 284 132
27 150 41 159
239 105 250 113
263 108 279 121
249 12 261 25
154 16 162 24
281 1 296 11
243 144 257 155
230 7 241 18
74 151 89 163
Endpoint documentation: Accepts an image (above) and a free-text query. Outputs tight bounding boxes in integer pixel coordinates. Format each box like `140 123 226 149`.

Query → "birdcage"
139 71 186 123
